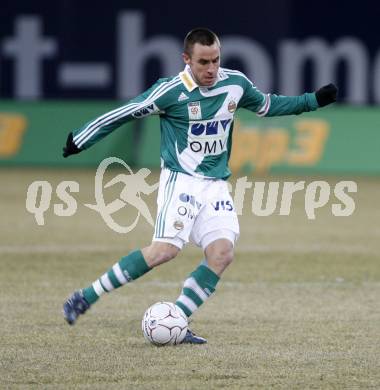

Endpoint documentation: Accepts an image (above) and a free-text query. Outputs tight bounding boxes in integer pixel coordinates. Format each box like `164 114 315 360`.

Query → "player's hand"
63 132 82 158
315 83 338 107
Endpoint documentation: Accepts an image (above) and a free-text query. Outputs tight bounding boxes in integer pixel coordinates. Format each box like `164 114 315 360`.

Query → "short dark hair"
184 28 220 56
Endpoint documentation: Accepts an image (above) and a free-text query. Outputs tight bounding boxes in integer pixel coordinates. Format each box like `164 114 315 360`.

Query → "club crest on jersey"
228 100 237 113
187 101 202 120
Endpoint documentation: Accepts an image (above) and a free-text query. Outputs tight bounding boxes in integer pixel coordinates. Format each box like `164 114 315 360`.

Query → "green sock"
175 263 220 317
82 249 150 304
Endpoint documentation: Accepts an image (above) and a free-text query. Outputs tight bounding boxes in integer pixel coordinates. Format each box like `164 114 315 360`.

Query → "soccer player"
62 28 337 344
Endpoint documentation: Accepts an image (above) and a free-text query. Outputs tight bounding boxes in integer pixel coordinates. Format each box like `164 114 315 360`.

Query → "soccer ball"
142 302 188 345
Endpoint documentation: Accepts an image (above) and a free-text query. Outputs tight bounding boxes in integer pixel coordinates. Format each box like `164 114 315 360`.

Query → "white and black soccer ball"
142 302 188 345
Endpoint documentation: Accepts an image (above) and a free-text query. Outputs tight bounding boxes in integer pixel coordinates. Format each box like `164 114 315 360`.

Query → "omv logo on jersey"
188 119 232 155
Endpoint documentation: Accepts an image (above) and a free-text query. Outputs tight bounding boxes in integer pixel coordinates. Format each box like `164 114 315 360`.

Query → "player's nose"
207 66 216 76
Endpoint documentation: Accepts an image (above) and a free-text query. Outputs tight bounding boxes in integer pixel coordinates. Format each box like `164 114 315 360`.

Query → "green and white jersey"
73 65 319 179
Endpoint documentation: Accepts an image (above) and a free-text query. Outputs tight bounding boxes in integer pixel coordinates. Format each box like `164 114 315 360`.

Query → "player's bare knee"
142 242 180 268
218 246 234 267
205 239 234 269
156 244 179 264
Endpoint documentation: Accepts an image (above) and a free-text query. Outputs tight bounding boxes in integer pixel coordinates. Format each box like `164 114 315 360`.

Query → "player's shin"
175 263 220 317
82 249 151 304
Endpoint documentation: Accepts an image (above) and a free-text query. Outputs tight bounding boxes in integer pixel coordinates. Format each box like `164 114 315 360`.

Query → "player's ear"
182 52 191 65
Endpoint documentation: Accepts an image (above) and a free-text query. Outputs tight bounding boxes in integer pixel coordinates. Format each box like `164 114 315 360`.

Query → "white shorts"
152 168 240 250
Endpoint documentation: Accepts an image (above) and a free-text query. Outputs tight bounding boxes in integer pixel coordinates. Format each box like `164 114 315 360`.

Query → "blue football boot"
181 329 207 344
63 290 90 325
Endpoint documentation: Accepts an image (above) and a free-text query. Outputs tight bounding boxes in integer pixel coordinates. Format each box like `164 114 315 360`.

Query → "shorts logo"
173 220 184 230
211 200 234 211
177 206 195 219
179 193 202 210
228 100 237 113
188 101 202 120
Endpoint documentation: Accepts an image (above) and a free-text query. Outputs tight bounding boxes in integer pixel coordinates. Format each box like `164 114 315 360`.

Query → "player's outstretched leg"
175 263 220 344
63 249 151 325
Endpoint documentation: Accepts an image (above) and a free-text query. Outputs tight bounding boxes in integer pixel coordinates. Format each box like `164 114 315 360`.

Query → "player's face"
183 42 220 87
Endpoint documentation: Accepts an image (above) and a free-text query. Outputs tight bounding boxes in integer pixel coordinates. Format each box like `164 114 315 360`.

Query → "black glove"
315 83 338 107
62 132 82 158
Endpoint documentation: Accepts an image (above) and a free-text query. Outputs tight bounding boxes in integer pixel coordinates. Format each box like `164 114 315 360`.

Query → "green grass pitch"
1 167 379 389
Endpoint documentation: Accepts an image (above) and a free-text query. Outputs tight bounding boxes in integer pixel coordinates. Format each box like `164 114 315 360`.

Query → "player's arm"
239 76 337 117
62 79 169 158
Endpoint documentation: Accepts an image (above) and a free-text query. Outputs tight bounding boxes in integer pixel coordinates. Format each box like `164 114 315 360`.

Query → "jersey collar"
179 65 229 92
